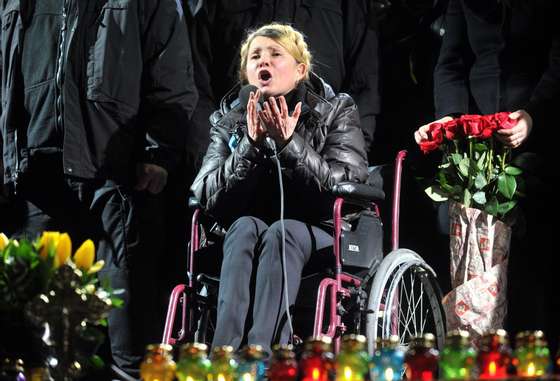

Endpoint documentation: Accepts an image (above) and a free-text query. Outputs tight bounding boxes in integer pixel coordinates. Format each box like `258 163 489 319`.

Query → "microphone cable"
267 139 295 343
237 84 295 341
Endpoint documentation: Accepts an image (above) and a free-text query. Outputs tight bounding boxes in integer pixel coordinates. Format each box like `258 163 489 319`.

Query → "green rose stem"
488 138 494 183
467 137 474 191
500 148 510 171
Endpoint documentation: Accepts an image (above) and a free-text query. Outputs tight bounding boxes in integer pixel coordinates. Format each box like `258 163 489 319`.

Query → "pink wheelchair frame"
162 150 409 352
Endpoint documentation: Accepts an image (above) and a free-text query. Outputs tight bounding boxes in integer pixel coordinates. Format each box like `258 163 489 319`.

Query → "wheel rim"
366 249 446 355
382 265 445 351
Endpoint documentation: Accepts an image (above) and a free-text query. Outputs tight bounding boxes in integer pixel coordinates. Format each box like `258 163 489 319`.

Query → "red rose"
460 114 497 139
443 119 461 140
419 122 444 154
480 114 498 139
493 112 509 125
460 114 484 137
419 140 441 154
494 112 518 129
428 122 444 143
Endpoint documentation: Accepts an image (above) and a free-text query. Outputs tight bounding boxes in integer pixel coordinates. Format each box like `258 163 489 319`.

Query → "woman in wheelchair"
191 23 368 356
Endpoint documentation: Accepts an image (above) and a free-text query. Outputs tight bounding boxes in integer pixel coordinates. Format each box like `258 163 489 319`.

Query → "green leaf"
504 166 523 176
485 197 499 217
473 191 487 205
474 173 488 190
498 173 517 200
111 297 124 308
476 151 487 171
463 188 472 208
497 200 517 215
438 162 451 169
425 186 449 202
474 143 488 152
88 355 105 370
437 171 449 187
441 183 455 193
459 158 470 177
451 153 463 165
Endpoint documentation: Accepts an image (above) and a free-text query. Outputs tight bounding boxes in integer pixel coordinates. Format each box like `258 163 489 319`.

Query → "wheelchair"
162 150 446 354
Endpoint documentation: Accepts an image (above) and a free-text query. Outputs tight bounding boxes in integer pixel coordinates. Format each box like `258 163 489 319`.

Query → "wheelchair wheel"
365 248 446 354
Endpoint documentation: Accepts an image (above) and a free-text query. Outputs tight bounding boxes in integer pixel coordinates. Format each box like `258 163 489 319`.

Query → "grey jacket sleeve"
139 0 198 172
277 94 369 190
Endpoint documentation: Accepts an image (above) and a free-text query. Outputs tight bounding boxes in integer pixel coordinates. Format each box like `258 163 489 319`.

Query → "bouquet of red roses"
419 112 523 220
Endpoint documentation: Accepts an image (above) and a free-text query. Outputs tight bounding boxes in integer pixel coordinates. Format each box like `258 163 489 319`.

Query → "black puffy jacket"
191 74 368 227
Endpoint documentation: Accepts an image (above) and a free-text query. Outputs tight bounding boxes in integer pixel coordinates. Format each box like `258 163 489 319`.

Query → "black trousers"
211 216 332 356
8 157 164 378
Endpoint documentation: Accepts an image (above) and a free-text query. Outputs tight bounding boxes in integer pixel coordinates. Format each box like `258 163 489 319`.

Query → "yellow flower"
38 231 61 259
0 233 9 251
74 239 95 271
54 233 72 268
87 259 105 275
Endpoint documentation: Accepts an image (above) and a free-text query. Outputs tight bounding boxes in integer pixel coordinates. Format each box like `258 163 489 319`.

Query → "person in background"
0 1 197 378
414 0 560 350
191 23 368 355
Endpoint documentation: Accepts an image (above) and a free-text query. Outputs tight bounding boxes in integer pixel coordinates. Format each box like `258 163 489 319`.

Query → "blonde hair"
239 23 313 83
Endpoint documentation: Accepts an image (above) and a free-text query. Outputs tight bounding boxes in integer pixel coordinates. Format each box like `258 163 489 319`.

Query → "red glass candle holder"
404 334 439 381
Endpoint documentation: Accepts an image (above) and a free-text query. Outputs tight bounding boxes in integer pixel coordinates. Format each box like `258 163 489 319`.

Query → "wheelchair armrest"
332 182 385 203
196 273 220 290
188 196 201 209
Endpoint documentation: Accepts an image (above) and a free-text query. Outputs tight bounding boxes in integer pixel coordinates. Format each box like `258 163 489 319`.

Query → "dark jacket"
0 0 198 185
184 0 379 162
434 0 560 140
191 74 368 228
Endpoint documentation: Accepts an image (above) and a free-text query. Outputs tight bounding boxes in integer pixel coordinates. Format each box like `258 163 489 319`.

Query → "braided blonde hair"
239 23 313 83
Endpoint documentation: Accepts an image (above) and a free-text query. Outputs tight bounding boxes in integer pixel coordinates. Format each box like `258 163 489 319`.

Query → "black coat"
0 0 197 185
434 0 560 149
184 0 379 160
190 74 368 228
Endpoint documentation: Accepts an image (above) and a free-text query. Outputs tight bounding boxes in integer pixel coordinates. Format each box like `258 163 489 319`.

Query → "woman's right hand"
246 89 267 144
414 116 454 144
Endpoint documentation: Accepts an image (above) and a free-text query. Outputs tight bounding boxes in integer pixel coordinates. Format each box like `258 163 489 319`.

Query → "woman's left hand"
258 96 302 146
495 109 533 148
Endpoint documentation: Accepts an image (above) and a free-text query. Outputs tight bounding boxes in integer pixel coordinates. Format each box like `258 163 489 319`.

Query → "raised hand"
246 89 267 143
259 96 302 146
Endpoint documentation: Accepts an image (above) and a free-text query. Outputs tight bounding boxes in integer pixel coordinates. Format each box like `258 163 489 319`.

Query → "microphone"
238 85 277 152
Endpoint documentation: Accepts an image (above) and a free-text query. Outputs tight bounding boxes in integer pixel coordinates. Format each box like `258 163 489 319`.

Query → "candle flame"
243 373 253 381
344 366 353 381
312 368 320 381
527 362 536 377
489 361 497 376
384 368 394 381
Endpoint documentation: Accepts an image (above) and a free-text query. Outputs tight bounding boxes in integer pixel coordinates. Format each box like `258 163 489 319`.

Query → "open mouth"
258 70 272 82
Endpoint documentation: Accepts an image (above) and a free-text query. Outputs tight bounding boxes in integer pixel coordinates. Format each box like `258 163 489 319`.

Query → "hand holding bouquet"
415 112 524 220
